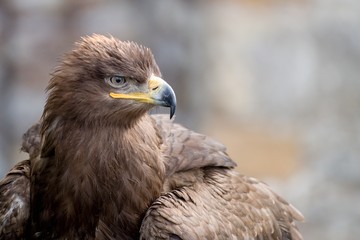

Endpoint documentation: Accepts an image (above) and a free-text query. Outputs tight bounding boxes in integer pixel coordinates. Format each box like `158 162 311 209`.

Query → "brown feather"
0 34 303 240
0 160 30 239
140 168 304 240
152 115 237 176
21 123 41 159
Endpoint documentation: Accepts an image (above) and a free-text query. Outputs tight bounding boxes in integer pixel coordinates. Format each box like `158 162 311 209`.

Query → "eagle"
0 35 303 239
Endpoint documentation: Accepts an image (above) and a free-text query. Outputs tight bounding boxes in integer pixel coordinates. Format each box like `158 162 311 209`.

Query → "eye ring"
109 75 127 87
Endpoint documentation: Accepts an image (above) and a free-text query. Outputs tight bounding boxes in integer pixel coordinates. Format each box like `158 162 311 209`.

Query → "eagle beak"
109 75 176 119
147 76 177 119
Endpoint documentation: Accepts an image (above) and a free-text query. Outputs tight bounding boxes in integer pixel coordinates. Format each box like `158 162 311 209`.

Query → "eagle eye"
108 75 127 88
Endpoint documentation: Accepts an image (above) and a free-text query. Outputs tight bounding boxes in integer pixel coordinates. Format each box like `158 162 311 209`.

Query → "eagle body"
0 35 303 239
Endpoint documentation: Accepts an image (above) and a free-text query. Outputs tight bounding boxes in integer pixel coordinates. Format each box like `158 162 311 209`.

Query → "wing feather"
0 123 40 239
0 160 30 239
141 169 303 240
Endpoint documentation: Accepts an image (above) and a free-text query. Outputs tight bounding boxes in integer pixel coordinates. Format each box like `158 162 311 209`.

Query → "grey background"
0 0 359 239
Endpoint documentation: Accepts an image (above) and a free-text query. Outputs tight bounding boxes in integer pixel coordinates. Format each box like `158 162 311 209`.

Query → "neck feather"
33 114 165 238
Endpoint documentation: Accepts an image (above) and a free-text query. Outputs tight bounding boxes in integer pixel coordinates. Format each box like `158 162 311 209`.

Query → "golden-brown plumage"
0 35 303 239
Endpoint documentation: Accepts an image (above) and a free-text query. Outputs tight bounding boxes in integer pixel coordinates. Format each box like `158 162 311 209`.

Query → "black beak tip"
162 85 176 119
170 105 176 119
157 81 176 119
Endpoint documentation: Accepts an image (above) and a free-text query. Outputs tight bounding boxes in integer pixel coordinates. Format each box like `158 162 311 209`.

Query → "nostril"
152 86 159 91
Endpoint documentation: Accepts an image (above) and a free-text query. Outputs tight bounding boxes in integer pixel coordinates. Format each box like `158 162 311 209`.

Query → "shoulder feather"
152 114 237 175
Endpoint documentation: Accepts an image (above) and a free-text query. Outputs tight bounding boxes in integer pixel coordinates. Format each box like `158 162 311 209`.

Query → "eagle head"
44 34 176 127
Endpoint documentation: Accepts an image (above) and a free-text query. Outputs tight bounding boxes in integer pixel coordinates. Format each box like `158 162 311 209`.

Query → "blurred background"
0 0 359 239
